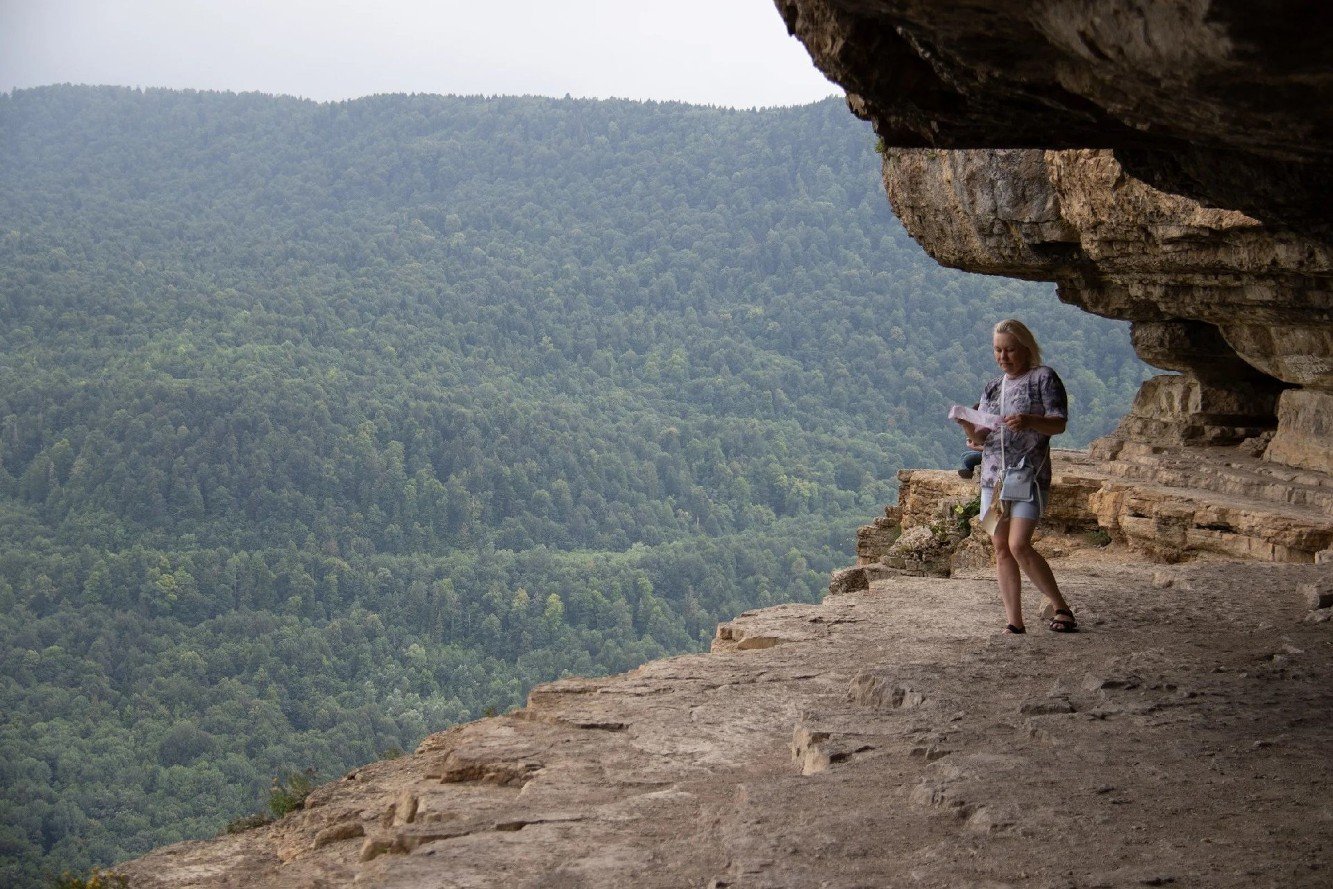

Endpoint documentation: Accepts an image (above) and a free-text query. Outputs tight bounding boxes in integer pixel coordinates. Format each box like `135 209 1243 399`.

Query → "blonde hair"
993 319 1043 368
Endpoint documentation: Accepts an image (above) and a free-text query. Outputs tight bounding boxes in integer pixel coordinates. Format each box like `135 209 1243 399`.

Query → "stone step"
1087 445 1327 562
1098 446 1332 562
865 449 1332 567
1108 450 1333 515
1088 472 1333 563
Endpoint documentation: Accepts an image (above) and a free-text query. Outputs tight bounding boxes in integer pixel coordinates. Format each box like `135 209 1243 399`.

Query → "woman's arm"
1004 366 1069 437
1001 413 1066 436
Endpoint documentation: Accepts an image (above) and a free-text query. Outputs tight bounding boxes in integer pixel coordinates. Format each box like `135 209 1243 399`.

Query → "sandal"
1049 609 1078 633
1004 624 1026 634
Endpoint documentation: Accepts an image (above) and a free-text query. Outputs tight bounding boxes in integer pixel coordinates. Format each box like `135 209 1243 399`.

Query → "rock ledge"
118 545 1332 887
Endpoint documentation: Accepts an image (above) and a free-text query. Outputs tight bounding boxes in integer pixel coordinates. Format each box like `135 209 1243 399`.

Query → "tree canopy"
0 86 1149 885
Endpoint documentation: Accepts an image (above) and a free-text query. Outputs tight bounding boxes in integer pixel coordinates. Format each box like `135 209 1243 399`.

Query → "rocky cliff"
777 0 1333 481
773 0 1333 230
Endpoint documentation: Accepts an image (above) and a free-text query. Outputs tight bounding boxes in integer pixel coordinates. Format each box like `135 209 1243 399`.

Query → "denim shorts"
980 484 1046 523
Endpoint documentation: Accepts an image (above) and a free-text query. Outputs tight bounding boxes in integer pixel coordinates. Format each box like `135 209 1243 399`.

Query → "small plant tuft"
220 766 319 834
223 811 273 834
50 869 129 889
1082 528 1112 548
953 496 981 533
268 768 317 818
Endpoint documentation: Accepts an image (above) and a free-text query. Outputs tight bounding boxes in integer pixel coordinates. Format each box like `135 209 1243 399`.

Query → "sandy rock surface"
118 550 1333 887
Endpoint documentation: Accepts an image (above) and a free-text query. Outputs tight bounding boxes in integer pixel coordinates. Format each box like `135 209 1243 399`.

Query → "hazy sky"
0 0 839 107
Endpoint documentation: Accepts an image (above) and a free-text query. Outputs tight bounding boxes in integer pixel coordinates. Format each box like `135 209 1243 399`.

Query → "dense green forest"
0 86 1150 885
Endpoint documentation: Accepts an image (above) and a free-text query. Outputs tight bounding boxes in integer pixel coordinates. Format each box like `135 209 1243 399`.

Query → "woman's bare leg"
1006 517 1071 619
991 519 1025 629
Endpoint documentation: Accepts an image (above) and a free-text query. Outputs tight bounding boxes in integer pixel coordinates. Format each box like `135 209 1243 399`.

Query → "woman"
957 319 1077 634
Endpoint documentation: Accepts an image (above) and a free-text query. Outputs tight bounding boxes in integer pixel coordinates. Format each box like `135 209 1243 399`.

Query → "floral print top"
977 365 1067 490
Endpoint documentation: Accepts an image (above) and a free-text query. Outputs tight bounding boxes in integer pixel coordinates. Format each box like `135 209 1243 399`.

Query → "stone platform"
116 552 1333 887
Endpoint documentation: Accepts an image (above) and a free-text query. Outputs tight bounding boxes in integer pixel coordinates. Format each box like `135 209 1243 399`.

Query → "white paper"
979 495 1003 535
948 404 1001 431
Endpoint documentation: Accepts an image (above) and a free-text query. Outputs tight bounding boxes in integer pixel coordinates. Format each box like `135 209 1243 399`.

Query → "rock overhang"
776 0 1333 475
774 0 1333 230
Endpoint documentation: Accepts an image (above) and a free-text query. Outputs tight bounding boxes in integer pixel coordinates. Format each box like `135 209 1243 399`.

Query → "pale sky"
0 0 839 108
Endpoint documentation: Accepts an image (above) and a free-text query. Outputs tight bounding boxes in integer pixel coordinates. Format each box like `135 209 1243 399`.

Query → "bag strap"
1002 373 1045 498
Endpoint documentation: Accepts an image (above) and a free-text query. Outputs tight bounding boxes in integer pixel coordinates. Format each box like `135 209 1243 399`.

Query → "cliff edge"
114 465 1333 887
116 553 1333 888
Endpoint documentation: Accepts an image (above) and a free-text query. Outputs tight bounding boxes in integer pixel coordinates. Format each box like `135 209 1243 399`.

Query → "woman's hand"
958 418 987 450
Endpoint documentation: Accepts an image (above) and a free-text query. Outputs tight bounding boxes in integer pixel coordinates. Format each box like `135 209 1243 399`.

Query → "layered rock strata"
883 147 1331 472
847 450 1332 569
844 450 1104 584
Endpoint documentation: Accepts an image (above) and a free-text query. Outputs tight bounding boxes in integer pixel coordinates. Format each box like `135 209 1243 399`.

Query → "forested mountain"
0 85 1149 885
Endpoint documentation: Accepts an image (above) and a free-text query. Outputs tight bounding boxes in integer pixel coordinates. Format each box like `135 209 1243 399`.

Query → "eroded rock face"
884 147 1332 463
774 0 1333 229
776 2 1332 473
